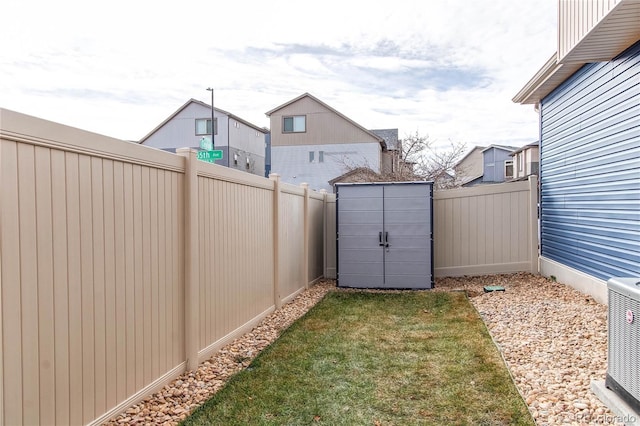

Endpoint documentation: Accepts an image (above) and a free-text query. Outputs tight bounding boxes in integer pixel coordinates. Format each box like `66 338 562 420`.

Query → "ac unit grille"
607 280 640 407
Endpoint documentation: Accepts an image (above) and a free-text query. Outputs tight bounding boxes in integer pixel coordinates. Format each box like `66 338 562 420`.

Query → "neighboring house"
455 145 486 185
459 145 519 186
482 145 520 183
513 0 640 303
371 128 402 175
266 93 387 192
509 141 539 181
139 99 269 177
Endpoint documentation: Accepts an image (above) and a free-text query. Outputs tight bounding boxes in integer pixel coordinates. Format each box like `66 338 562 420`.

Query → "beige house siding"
269 95 382 147
268 93 384 191
513 145 540 180
515 0 640 103
0 108 334 426
558 0 620 60
454 146 485 184
557 0 640 62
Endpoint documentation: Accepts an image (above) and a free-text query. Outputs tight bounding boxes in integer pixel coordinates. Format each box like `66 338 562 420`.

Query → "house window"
309 151 315 163
246 157 250 170
234 153 239 166
319 151 324 163
505 160 514 179
283 115 306 133
195 118 217 136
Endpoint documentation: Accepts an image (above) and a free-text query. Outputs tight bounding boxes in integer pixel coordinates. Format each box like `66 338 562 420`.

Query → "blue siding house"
513 0 640 304
481 145 519 183
459 145 519 186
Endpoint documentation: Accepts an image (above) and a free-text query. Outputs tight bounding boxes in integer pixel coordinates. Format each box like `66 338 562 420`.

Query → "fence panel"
278 184 306 302
194 167 275 362
0 109 186 426
433 178 538 277
324 195 337 279
308 192 325 283
0 109 335 426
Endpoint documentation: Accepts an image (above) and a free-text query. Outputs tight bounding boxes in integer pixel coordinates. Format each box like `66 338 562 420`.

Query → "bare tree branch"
332 131 467 190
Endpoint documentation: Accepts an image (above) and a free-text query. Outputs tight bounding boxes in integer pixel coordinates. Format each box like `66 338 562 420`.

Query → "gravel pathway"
105 273 617 425
438 272 617 426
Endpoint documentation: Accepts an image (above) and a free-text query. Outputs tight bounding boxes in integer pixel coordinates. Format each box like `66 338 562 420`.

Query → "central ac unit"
606 277 640 414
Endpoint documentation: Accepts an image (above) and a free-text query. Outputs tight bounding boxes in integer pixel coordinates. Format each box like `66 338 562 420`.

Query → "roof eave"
514 1 640 105
512 54 559 104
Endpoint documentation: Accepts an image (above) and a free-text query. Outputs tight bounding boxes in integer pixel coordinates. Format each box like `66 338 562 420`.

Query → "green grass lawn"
182 291 534 425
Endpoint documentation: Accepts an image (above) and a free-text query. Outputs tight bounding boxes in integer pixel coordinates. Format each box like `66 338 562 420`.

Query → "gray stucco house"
139 99 269 177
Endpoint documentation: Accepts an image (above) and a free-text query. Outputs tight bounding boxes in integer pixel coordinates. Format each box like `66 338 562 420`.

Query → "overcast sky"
1 0 557 149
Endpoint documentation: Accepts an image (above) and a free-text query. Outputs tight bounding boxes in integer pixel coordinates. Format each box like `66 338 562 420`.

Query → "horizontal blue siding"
540 40 640 281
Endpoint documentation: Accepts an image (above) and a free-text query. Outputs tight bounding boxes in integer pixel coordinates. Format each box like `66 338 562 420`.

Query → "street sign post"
197 150 223 163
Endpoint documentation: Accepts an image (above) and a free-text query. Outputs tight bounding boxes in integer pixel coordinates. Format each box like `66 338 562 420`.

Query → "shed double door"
336 183 433 289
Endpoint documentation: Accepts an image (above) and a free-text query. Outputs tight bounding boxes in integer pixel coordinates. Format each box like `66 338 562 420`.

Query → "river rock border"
105 273 618 425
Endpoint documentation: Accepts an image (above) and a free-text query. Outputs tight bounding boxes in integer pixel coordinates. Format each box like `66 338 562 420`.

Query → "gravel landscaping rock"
105 273 618 425
103 280 333 426
438 272 618 426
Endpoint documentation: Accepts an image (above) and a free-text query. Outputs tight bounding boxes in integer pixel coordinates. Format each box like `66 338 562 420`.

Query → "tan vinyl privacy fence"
0 108 335 426
433 177 539 277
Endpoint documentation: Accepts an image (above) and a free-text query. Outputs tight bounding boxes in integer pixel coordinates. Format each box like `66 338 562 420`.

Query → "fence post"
320 189 328 279
528 175 539 274
269 173 282 309
176 148 200 370
301 183 310 289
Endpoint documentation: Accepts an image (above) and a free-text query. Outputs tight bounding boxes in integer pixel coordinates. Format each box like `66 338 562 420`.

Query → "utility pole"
206 87 215 149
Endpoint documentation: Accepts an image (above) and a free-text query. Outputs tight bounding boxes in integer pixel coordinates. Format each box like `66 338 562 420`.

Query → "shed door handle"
384 231 389 247
379 231 384 246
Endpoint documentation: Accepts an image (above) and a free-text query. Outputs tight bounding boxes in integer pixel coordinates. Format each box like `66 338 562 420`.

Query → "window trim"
283 115 306 133
504 160 514 179
195 118 218 136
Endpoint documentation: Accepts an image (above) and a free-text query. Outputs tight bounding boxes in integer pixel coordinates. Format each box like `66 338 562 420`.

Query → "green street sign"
197 150 223 162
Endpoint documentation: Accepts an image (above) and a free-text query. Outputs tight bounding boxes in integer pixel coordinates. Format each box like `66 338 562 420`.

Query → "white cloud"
1 0 557 146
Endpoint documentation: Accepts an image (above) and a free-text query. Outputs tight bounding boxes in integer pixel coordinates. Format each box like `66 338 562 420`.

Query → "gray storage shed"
336 182 434 289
